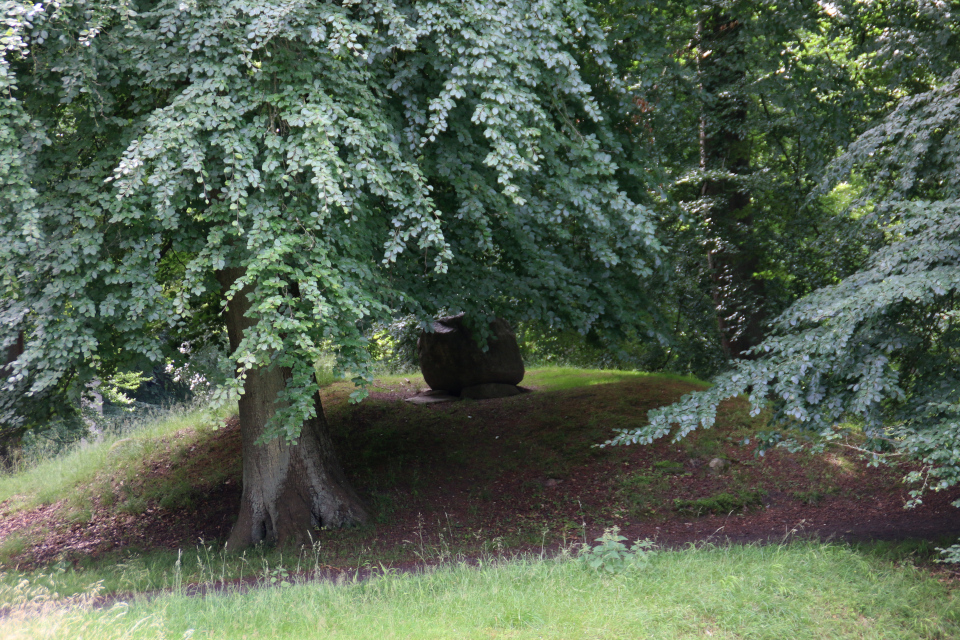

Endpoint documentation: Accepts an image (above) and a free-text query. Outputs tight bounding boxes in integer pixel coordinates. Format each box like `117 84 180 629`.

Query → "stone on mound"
404 389 459 404
418 314 524 394
460 383 523 400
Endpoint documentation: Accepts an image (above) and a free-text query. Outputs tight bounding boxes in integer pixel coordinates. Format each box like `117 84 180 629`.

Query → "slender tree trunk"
1 331 23 376
218 268 367 550
0 331 25 465
698 7 766 359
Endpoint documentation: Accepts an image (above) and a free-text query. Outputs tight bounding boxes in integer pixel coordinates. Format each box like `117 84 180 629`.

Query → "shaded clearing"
1 370 958 575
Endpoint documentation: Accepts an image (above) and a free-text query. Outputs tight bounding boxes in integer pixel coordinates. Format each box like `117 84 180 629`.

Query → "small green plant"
653 460 686 475
0 531 29 563
157 482 197 511
64 507 93 524
684 433 722 459
370 492 397 524
673 490 764 517
617 471 669 519
579 527 656 573
791 489 832 505
266 565 292 587
117 496 148 515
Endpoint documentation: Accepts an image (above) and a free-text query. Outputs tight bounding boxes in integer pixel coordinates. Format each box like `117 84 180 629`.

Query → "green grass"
2 542 958 639
0 540 343 600
351 366 707 395
523 367 707 392
0 531 30 564
0 401 235 514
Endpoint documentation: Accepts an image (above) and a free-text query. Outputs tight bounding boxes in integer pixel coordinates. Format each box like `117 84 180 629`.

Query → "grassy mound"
0 366 957 594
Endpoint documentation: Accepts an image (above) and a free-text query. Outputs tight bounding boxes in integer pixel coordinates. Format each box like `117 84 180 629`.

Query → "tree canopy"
1 0 663 442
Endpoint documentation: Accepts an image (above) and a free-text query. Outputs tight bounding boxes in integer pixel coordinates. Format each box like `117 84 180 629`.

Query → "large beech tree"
0 0 663 546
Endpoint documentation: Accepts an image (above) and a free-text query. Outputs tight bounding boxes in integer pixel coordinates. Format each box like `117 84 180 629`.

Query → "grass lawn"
3 542 958 639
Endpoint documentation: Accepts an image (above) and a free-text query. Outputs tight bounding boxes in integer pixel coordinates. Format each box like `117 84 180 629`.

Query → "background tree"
607 64 960 533
0 0 663 547
585 0 943 375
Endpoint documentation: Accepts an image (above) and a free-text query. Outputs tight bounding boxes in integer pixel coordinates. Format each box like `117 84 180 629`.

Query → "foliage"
617 469 672 518
593 1 885 358
579 527 656 573
582 0 960 371
0 0 664 443
516 323 664 372
607 71 960 513
365 315 421 375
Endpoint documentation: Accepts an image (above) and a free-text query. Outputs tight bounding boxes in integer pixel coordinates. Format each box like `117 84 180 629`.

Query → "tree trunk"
698 7 767 359
218 268 367 550
0 331 25 466
1 331 23 377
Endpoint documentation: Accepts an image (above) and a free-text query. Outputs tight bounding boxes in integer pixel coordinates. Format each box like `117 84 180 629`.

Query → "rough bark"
218 268 367 550
698 8 767 359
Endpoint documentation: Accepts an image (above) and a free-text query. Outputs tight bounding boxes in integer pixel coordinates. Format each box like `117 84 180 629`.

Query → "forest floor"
2 368 959 580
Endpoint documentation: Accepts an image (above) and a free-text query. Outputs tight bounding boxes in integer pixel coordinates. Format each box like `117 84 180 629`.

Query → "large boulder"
418 315 524 394
460 383 523 400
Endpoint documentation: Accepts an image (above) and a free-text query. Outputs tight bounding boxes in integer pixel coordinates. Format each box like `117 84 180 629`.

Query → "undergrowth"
0 400 235 513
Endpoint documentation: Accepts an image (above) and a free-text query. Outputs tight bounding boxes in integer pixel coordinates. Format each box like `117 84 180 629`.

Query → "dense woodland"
1 0 959 551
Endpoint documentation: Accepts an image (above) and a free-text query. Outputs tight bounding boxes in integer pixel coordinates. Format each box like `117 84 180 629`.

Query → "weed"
156 482 197 511
653 460 686 475
683 433 722 459
521 480 544 497
265 565 292 588
369 492 397 525
98 490 116 508
673 490 764 517
0 531 29 563
792 489 835 505
617 471 669 519
64 508 92 524
539 455 572 479
117 496 148 515
579 526 657 573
